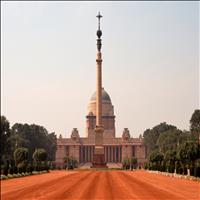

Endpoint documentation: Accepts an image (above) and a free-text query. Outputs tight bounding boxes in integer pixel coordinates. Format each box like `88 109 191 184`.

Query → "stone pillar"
92 12 107 168
110 147 113 162
120 146 122 162
116 146 118 162
84 146 86 162
90 146 91 162
115 146 117 162
80 146 82 163
92 146 94 162
118 146 120 162
96 51 102 126
87 146 89 162
110 146 112 162
90 146 92 162
104 146 106 162
108 146 110 162
79 146 81 163
113 147 115 162
85 146 87 162
88 146 90 162
86 146 88 162
83 146 85 162
82 146 83 162
106 146 108 162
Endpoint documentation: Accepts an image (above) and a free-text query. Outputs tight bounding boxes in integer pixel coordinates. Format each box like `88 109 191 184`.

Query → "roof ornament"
122 128 130 141
71 128 80 143
96 11 102 30
96 12 103 51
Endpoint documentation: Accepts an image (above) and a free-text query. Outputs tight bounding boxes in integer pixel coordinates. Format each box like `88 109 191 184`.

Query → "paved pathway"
1 170 200 200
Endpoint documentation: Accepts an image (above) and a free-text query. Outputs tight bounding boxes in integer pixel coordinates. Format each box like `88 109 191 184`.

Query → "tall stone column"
92 12 107 168
96 51 102 126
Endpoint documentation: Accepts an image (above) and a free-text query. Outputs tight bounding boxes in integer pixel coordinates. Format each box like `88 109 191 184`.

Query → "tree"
143 122 177 156
46 132 57 161
13 148 29 166
63 156 77 170
122 157 130 170
156 129 191 154
177 141 199 175
33 148 47 163
157 130 178 153
1 116 11 162
7 133 29 153
164 150 176 173
33 148 48 171
178 130 192 145
70 157 78 169
190 109 200 140
11 123 56 162
1 116 56 173
149 149 164 171
130 157 137 169
63 156 70 169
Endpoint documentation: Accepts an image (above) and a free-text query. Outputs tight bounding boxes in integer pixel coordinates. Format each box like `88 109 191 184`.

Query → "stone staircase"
79 162 122 169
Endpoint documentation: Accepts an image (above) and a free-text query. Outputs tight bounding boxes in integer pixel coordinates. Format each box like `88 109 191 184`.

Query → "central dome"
88 87 114 116
90 88 111 102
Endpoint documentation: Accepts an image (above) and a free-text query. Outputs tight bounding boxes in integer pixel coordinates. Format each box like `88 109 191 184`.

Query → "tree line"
1 116 57 175
142 109 200 177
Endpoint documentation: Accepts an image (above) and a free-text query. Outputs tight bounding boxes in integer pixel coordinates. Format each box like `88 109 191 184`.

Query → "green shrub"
144 162 149 170
14 148 29 169
7 174 13 179
41 170 48 173
25 172 29 176
1 175 8 180
32 171 39 175
50 163 56 170
13 174 19 178
21 172 25 176
122 157 130 169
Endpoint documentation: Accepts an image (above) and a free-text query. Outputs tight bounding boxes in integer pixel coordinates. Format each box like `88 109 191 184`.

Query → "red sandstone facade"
55 88 147 167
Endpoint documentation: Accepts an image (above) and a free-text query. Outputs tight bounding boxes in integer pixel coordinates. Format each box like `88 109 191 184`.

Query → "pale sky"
1 1 199 138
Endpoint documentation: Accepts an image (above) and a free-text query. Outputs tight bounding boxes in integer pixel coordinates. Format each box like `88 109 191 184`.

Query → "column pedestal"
91 126 107 168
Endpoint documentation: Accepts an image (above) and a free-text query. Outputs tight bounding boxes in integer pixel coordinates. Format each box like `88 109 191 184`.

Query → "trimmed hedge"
7 174 13 179
0 170 49 180
1 175 8 180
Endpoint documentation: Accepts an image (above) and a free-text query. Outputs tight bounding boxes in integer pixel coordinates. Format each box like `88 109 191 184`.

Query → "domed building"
55 13 147 168
55 87 146 166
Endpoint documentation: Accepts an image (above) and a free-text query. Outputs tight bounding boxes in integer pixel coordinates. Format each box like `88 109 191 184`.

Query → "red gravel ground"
1 170 200 200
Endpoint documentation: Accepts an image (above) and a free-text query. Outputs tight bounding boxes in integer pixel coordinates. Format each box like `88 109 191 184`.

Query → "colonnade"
79 146 95 163
79 145 122 163
104 146 122 163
